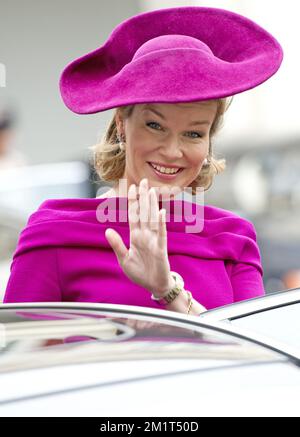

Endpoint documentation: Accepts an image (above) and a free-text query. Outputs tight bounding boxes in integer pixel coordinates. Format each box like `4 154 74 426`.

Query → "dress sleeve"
3 247 62 303
229 218 265 302
230 261 265 302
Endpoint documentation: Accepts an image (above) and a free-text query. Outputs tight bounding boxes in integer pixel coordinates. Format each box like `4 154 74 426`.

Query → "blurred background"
0 0 299 300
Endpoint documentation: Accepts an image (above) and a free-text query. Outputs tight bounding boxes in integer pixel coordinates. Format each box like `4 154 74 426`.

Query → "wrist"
165 288 189 312
150 271 207 315
166 291 206 315
150 271 184 305
151 274 175 297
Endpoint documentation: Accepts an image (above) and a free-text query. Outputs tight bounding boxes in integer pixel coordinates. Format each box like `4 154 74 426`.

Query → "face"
116 101 218 196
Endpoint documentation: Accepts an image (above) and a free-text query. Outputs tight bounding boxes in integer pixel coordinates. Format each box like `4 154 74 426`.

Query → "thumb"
105 228 128 266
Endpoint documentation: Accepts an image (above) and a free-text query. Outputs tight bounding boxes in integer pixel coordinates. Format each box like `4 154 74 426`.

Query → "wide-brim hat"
59 6 283 115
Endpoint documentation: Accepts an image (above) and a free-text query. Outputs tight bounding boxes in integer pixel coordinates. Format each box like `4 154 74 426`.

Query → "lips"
147 162 184 179
148 161 183 170
148 162 183 174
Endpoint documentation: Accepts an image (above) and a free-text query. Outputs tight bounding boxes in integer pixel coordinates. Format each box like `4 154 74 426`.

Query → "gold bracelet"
186 290 193 315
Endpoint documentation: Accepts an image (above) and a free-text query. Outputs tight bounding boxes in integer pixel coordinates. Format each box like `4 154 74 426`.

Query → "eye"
146 122 204 138
187 131 204 139
146 121 162 130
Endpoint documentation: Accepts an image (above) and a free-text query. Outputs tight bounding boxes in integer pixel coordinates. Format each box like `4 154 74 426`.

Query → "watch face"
171 271 184 288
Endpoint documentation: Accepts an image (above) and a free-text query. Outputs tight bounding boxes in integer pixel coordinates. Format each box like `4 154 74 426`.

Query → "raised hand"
105 178 173 296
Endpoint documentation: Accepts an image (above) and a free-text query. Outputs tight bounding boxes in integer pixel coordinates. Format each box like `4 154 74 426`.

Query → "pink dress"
3 197 265 309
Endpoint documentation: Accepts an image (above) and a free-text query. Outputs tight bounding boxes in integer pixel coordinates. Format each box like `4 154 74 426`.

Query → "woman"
3 6 283 315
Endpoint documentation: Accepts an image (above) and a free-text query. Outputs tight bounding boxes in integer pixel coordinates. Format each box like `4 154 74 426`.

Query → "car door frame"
197 288 300 323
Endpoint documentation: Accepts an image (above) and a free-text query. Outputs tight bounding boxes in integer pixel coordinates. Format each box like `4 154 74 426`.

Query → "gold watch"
151 271 185 305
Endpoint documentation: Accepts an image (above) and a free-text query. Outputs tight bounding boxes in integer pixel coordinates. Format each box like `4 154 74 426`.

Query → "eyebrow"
143 106 211 126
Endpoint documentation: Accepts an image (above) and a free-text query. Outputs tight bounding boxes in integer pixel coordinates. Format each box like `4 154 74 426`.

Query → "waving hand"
105 178 173 296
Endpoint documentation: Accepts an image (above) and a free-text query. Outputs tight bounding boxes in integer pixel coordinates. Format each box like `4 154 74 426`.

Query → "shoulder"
13 198 105 259
203 204 257 241
201 204 262 272
27 198 101 225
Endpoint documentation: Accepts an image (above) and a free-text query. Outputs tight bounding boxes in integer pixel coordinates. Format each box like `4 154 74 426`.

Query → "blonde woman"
4 6 283 316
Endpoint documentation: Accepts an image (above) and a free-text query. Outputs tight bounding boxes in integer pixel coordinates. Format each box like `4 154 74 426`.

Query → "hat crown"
132 34 213 61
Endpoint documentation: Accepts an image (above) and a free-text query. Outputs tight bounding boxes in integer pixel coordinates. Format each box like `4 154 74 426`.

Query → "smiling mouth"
147 162 184 175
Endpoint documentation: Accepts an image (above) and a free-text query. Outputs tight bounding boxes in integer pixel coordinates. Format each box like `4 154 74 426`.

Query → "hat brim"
59 6 283 114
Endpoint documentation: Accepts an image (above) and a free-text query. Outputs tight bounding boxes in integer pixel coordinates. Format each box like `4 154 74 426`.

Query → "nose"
159 137 184 161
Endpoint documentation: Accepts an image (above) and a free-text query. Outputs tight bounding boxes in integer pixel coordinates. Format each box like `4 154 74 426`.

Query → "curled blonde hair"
92 98 233 195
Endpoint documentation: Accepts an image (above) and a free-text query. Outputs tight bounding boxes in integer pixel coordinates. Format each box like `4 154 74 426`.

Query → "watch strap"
151 271 185 305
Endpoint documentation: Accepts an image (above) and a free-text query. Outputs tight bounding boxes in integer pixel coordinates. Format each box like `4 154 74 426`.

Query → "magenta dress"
3 197 265 309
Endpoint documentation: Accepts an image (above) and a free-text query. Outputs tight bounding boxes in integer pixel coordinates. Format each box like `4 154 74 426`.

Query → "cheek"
136 143 153 159
127 143 151 168
188 145 208 168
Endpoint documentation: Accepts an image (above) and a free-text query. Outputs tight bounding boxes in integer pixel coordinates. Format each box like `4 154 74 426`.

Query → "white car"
0 291 299 417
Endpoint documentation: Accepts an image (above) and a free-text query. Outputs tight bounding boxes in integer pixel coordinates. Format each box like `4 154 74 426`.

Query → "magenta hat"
59 6 283 115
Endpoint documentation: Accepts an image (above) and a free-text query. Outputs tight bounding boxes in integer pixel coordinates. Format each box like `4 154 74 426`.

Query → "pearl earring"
117 133 126 151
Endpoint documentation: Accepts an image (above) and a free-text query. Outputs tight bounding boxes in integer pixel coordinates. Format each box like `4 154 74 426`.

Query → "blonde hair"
92 98 233 195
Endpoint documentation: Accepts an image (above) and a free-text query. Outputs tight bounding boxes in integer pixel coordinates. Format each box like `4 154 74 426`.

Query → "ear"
115 110 124 137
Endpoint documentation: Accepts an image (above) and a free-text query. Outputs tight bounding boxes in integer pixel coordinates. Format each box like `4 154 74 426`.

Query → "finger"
158 208 167 250
139 178 149 231
105 228 128 266
149 187 159 231
128 184 140 237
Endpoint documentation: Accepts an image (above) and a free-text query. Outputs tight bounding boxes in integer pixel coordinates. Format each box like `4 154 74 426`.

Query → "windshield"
0 308 278 373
